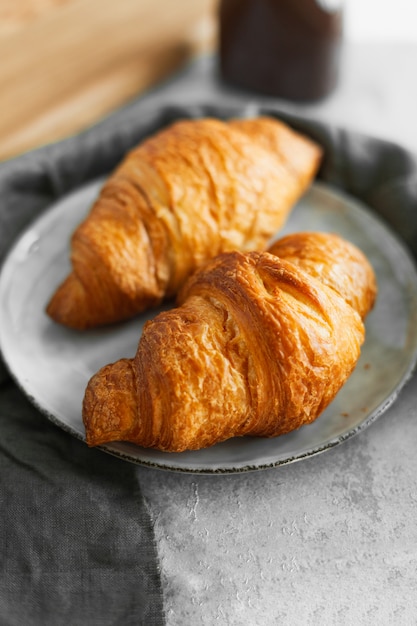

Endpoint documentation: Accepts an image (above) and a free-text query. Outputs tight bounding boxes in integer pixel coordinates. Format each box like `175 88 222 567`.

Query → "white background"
345 0 417 42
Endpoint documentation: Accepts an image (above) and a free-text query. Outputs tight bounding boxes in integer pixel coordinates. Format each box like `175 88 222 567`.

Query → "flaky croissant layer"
46 116 322 329
83 232 377 452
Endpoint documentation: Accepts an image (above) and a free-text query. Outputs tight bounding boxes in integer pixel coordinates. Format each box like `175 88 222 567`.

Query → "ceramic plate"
1 180 417 473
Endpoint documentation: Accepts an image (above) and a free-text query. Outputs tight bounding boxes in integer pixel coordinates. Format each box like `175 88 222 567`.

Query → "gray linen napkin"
0 109 172 626
1 99 416 626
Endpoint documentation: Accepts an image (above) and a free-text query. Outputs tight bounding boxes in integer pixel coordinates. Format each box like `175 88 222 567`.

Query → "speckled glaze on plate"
1 180 417 473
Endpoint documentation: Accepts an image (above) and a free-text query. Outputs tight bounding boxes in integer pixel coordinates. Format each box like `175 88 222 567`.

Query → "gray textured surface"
135 45 417 625
141 377 417 624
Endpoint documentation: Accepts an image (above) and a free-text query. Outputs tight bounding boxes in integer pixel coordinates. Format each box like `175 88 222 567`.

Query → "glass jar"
218 0 344 101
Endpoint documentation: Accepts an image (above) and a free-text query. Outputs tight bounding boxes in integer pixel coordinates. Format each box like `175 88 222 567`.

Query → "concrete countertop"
134 45 417 625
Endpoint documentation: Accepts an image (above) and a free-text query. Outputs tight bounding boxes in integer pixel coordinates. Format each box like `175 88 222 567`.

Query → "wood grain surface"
0 0 217 161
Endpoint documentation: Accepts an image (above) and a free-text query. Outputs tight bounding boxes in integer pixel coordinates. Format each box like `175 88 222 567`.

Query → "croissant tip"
82 359 139 446
46 274 97 330
84 431 110 447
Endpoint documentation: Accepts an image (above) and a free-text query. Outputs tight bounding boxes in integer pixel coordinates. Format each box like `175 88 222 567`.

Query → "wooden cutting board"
0 0 216 161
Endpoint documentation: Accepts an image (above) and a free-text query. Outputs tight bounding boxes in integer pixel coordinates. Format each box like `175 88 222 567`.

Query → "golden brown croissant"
82 232 377 452
46 116 322 329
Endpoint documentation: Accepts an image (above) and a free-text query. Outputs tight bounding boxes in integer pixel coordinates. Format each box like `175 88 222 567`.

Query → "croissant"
46 116 322 329
82 232 377 452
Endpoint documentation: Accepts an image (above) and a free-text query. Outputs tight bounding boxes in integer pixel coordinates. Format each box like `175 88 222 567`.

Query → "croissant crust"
46 116 322 329
83 232 377 452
